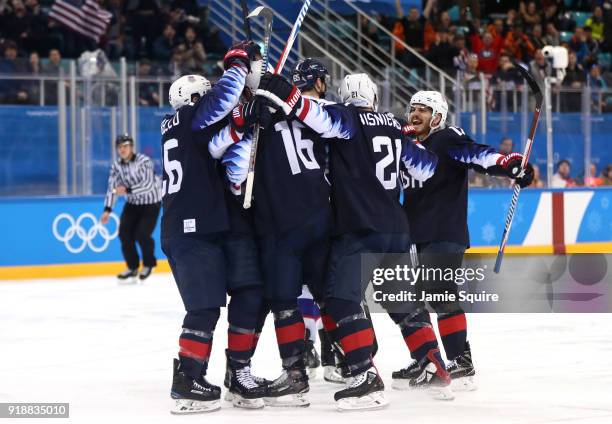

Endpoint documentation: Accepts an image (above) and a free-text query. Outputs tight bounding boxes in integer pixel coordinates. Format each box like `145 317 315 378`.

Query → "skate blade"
451 375 477 392
170 398 221 414
307 367 317 380
232 395 265 409
391 379 412 391
324 367 345 384
336 391 389 412
224 391 234 402
264 393 310 407
427 384 455 401
118 277 137 285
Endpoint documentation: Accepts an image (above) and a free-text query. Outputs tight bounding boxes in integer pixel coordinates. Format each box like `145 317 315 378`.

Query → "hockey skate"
304 333 321 379
391 359 420 390
223 356 270 402
117 268 137 284
409 350 455 401
170 359 221 414
138 266 153 281
334 367 388 412
225 364 267 409
447 341 477 392
319 329 345 384
264 366 310 407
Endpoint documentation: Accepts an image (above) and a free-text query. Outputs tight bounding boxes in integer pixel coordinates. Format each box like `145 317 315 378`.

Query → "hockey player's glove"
223 40 260 71
497 153 534 188
229 97 272 132
256 72 302 117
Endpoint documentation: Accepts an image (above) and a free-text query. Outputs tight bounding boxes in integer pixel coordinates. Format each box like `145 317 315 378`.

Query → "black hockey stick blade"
513 60 543 106
240 0 252 40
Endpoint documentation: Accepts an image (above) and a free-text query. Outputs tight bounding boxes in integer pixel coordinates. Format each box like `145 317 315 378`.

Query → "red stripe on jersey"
228 332 255 351
252 333 260 349
178 338 211 361
298 98 310 121
404 327 437 352
321 314 337 331
437 314 467 337
340 328 374 353
275 321 305 345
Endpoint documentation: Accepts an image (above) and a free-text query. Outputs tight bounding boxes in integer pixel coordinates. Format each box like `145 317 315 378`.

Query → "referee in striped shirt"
101 134 162 282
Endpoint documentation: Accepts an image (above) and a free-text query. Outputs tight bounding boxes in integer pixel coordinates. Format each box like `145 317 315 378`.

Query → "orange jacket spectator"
504 25 536 61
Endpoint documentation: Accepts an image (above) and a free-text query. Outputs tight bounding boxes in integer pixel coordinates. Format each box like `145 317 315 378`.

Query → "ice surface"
2 273 612 424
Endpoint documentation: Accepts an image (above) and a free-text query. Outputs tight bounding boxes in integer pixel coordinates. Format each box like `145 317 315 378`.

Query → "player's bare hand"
100 212 110 225
115 186 127 195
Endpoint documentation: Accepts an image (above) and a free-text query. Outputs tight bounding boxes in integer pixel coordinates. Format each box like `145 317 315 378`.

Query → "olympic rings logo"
52 212 119 254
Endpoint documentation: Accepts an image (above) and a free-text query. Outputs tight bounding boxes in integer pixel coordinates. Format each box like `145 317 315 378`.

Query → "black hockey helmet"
291 58 329 91
115 134 134 147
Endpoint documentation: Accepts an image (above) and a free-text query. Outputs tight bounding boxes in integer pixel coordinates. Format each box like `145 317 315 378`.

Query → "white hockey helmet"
169 74 211 110
409 90 448 130
338 73 378 111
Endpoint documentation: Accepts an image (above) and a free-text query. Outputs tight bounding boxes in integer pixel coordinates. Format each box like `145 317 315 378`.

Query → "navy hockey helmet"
291 58 329 91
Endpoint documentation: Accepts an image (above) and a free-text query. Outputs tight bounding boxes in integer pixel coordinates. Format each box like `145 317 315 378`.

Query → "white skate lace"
346 370 368 389
446 359 457 370
237 366 259 389
404 359 417 370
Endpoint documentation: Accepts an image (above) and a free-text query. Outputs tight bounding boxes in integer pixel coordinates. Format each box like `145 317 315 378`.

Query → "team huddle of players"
159 41 534 414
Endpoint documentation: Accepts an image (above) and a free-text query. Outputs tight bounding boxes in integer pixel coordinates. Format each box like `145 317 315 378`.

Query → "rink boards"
0 187 610 279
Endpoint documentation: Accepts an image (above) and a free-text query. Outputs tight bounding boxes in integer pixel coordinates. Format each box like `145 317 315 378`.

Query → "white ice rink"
2 273 612 424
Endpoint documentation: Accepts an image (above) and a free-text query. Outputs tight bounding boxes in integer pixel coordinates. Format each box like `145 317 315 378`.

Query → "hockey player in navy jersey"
390 91 534 394
257 72 439 410
161 41 269 414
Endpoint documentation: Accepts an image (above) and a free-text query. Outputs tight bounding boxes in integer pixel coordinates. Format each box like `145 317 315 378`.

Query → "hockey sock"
390 310 440 364
271 301 306 368
436 311 467 360
179 308 220 379
227 286 264 366
325 297 375 375
251 301 270 356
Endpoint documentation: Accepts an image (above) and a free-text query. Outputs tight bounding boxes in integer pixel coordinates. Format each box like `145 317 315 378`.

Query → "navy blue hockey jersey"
297 99 438 235
160 65 247 239
402 126 504 246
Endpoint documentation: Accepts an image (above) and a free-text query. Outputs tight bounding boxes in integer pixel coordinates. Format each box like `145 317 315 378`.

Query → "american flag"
49 0 112 43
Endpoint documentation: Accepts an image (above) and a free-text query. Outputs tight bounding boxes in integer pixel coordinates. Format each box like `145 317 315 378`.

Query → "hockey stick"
243 0 313 209
240 0 252 40
493 62 543 273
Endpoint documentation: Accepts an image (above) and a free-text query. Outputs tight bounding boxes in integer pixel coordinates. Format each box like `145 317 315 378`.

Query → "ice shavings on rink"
2 274 612 424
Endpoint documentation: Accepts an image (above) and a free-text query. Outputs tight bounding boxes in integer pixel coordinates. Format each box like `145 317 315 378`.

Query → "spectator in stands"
562 51 586 111
587 64 611 112
153 24 178 62
2 1 31 44
530 49 554 89
529 164 545 188
181 26 206 72
544 22 561 46
582 26 600 69
137 59 160 106
569 27 589 64
0 41 29 104
519 1 541 30
472 32 501 74
551 159 574 188
105 0 126 60
529 24 546 50
462 53 483 91
504 22 536 62
603 0 612 53
42 48 62 105
499 137 513 154
585 6 605 42
601 164 612 185
490 54 524 109
426 29 457 73
487 18 507 49
393 1 427 67
581 163 604 187
543 3 561 29
424 10 453 52
124 0 161 58
453 33 470 71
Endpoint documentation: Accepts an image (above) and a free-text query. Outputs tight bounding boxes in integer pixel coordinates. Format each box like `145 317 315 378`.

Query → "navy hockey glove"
515 163 535 188
256 72 302 117
229 97 272 132
223 40 260 71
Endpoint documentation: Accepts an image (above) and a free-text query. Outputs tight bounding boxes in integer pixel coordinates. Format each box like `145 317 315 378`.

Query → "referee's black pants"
119 202 161 270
